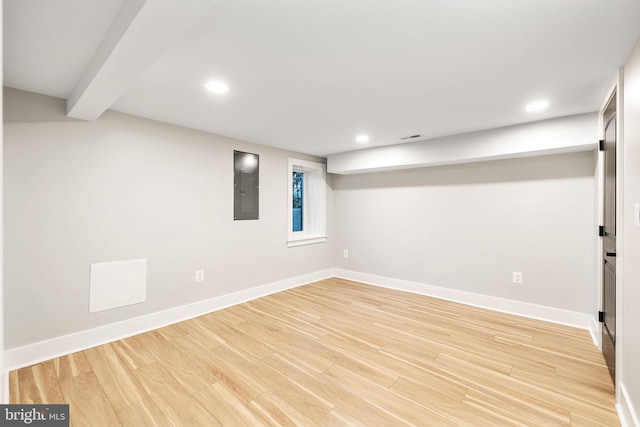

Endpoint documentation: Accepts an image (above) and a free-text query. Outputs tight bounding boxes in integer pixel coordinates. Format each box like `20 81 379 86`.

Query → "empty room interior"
2 0 640 426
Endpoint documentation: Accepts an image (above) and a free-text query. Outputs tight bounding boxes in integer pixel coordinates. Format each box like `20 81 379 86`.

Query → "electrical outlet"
512 272 523 284
343 250 349 258
195 270 205 282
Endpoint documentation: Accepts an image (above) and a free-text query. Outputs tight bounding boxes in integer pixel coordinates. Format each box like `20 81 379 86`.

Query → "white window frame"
287 158 327 247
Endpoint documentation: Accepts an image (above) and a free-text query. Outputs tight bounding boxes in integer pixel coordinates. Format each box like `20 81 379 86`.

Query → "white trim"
615 67 625 400
618 383 640 427
588 316 599 347
286 235 328 247
333 269 597 332
4 269 334 371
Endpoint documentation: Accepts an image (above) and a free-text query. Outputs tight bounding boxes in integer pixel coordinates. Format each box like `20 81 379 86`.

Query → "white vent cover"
89 258 147 313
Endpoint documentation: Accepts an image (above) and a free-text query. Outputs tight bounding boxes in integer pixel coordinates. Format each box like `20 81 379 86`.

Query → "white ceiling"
4 0 640 156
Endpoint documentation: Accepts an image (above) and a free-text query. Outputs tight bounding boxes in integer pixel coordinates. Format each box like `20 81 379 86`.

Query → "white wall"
1 20 5 403
3 88 334 350
333 151 596 315
620 39 640 426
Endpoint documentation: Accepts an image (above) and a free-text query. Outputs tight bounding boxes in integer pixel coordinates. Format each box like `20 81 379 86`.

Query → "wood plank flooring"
10 278 619 426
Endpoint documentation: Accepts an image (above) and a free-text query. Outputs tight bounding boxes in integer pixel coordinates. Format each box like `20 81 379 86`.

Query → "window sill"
287 235 328 248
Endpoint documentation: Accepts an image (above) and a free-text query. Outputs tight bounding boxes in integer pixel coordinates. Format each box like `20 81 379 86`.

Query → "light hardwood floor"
10 278 618 426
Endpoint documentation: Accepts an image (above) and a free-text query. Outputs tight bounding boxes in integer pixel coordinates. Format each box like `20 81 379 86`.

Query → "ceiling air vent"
400 134 422 141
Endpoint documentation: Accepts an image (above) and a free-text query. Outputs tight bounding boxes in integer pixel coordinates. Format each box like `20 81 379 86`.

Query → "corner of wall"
1 8 6 402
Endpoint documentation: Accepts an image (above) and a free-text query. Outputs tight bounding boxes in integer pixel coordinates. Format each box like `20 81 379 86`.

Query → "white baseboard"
588 316 600 348
333 269 597 333
618 383 640 427
4 269 334 372
2 372 7 404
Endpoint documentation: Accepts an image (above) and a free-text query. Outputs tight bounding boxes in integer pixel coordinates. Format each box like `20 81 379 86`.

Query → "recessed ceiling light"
355 135 369 143
525 100 549 112
206 81 229 94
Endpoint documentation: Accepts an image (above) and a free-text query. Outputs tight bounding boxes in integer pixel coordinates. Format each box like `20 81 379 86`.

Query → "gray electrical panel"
233 150 259 220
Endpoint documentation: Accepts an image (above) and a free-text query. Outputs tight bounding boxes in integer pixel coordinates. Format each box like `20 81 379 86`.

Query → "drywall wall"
1 12 5 399
333 150 596 315
3 87 334 349
328 113 597 175
1 84 5 401
621 39 640 426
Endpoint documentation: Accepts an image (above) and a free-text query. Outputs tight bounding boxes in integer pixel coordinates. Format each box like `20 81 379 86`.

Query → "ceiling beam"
327 114 597 175
66 0 218 121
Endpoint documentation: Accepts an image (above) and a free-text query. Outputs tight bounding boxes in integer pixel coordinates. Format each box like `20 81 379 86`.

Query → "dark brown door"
602 93 617 384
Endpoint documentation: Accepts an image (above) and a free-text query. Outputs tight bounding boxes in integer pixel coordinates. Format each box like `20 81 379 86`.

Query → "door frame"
596 69 624 397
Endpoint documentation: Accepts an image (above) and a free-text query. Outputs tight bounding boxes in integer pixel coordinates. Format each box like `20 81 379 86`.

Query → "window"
292 171 304 231
287 158 327 247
